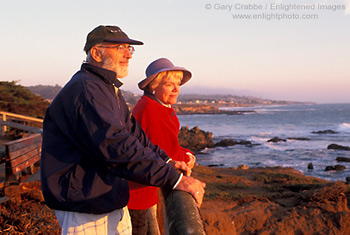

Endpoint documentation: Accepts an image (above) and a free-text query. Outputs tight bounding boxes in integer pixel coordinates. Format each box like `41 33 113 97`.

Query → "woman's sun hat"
138 58 192 90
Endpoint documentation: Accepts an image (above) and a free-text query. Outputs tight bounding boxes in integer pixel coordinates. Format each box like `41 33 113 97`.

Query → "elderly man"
40 25 205 235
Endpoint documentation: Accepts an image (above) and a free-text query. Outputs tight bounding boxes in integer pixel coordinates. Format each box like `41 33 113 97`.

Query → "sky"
1 0 349 103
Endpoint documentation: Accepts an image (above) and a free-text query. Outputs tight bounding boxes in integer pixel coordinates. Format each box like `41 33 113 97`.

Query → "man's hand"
169 160 192 176
175 176 206 208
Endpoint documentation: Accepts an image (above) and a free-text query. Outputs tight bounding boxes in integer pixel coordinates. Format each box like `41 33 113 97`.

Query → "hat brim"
104 38 144 45
138 67 191 90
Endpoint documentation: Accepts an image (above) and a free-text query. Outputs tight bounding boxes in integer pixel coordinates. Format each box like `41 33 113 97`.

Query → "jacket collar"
81 63 123 88
144 91 172 108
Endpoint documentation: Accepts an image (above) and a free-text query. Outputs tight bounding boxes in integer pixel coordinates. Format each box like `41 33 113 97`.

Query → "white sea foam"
337 123 350 133
179 103 350 181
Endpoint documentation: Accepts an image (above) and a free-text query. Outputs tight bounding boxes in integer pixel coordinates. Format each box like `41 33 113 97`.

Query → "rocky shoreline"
180 126 350 234
1 126 350 234
173 104 255 115
194 164 350 234
180 126 350 177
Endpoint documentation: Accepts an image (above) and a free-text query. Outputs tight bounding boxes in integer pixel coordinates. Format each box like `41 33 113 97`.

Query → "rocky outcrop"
312 130 338 134
267 137 287 143
325 165 346 171
178 126 214 152
337 157 350 162
174 104 220 115
173 104 255 115
178 126 256 153
328 144 350 151
214 139 254 147
267 137 311 143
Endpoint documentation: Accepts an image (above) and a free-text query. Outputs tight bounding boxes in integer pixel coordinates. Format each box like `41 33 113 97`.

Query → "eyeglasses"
97 44 135 55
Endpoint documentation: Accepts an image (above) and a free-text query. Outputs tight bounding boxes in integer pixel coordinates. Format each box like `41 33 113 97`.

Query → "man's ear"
90 47 103 63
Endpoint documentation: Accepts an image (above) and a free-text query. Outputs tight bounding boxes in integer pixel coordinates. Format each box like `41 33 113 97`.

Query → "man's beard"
101 54 118 75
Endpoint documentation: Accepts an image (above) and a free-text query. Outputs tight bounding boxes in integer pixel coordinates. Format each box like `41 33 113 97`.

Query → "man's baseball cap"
83 25 143 53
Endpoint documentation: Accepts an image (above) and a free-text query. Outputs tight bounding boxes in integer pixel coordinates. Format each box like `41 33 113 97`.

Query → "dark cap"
83 25 143 53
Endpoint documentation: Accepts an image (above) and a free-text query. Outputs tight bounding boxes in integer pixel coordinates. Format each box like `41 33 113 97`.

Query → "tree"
0 81 49 118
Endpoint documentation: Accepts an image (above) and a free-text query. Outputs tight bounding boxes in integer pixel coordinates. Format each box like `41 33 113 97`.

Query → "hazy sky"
1 0 349 103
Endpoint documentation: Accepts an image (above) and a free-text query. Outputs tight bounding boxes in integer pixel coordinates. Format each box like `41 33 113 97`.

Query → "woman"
128 58 196 234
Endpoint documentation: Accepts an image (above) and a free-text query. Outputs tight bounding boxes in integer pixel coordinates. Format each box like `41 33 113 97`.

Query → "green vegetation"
0 81 49 118
254 171 326 185
205 182 250 200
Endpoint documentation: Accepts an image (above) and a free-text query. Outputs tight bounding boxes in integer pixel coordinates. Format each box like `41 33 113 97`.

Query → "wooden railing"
0 111 43 136
162 189 206 235
0 111 43 124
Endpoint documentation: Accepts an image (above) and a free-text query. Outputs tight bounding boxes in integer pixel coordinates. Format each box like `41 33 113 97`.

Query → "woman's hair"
146 71 183 93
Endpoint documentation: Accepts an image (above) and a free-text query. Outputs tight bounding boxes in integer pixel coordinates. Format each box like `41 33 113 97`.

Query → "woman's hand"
169 160 192 176
186 153 196 169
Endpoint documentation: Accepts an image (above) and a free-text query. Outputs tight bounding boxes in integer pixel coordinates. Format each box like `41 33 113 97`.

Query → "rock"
327 144 350 151
325 165 346 171
208 164 224 167
335 165 346 171
174 104 220 115
308 163 314 169
325 166 333 171
346 177 350 184
267 137 286 143
312 130 338 134
336 157 350 162
178 127 256 153
178 126 214 153
238 164 249 170
215 139 253 147
173 104 256 115
215 139 236 147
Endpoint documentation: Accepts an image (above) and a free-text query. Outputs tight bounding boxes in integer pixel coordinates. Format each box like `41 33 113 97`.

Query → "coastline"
173 104 256 115
1 164 349 234
192 164 350 234
172 102 316 115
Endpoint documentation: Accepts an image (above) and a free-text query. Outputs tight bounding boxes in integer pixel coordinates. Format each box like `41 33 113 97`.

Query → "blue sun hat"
138 58 192 90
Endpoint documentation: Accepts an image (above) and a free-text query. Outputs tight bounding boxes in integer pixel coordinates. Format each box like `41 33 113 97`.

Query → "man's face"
154 74 182 105
100 44 133 78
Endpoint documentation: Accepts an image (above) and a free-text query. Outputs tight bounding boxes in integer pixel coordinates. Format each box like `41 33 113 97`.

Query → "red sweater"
128 94 191 210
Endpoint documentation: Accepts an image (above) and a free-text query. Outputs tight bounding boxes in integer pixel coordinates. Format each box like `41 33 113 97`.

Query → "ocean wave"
337 123 350 133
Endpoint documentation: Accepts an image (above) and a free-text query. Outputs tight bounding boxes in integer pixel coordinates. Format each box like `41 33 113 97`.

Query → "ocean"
178 103 350 182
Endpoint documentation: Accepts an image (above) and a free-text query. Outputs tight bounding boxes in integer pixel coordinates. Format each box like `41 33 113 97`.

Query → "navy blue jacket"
41 63 181 214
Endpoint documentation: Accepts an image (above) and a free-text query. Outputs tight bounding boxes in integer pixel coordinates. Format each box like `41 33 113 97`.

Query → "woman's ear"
90 47 103 63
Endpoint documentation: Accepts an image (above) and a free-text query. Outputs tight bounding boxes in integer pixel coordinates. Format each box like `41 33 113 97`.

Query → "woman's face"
154 73 182 105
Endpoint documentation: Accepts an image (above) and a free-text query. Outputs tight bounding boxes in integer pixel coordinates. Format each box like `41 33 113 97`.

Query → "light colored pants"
55 206 132 235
